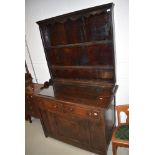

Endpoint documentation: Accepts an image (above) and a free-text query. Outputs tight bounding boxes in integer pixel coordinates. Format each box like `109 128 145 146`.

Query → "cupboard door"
47 112 91 146
89 120 106 151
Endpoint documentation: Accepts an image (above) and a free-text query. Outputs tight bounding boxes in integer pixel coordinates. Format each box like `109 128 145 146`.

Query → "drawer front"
38 99 62 113
53 113 91 146
63 104 101 120
37 98 101 120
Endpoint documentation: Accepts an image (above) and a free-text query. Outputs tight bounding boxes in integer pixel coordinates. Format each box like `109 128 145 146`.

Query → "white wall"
25 0 129 105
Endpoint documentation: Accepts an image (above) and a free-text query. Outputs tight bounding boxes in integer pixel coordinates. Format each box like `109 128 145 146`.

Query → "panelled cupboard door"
89 120 106 151
39 106 90 146
47 111 91 146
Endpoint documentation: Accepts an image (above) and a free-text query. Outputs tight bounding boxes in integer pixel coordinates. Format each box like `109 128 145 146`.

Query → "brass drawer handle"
89 112 99 118
99 97 103 100
93 112 98 116
53 105 58 108
30 95 33 98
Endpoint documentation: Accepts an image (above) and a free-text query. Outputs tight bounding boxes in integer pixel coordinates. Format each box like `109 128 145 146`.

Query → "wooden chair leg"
112 143 118 155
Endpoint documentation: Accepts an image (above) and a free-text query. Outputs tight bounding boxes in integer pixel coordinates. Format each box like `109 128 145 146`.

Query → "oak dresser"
27 3 118 155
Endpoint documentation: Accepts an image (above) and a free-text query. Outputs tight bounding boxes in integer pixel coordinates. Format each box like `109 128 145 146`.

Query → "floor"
25 118 129 155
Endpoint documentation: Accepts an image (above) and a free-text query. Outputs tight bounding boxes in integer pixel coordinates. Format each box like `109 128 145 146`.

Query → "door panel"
89 120 106 151
47 112 91 146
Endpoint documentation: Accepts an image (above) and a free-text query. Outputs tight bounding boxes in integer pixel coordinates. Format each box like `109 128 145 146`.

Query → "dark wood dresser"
35 3 118 155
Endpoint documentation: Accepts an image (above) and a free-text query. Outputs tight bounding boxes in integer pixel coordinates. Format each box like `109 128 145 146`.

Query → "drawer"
63 104 101 120
38 99 62 112
37 98 101 120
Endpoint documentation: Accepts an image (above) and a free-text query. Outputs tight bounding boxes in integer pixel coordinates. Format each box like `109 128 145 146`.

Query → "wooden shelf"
50 65 114 70
45 40 112 49
53 78 114 87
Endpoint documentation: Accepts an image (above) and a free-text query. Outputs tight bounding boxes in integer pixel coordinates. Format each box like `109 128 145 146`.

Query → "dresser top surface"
37 85 116 108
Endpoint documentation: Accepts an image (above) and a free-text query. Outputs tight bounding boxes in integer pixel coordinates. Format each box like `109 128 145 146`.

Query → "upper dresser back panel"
37 3 116 83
